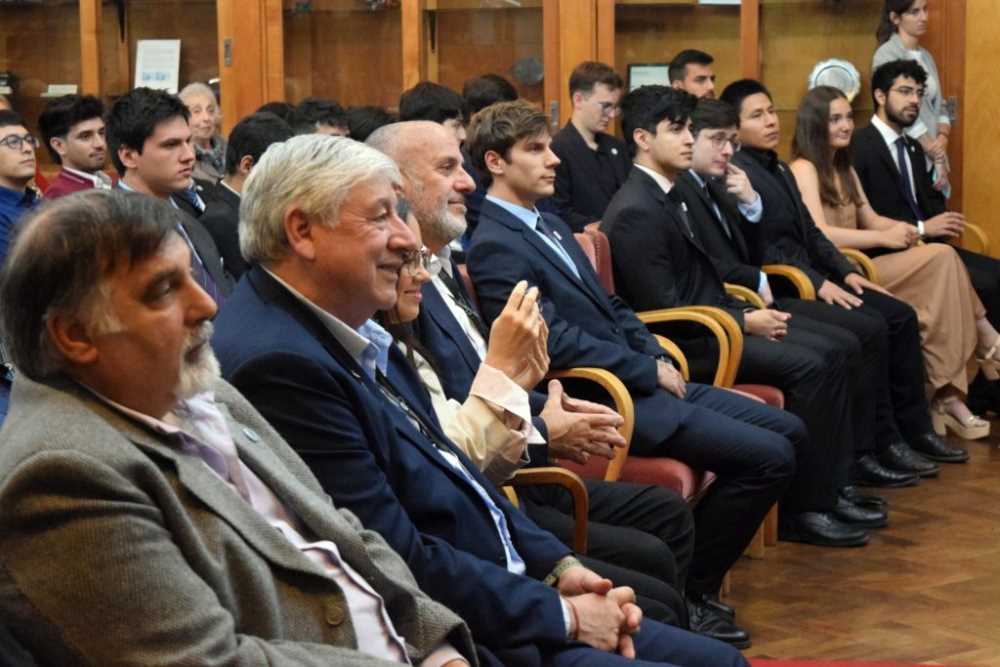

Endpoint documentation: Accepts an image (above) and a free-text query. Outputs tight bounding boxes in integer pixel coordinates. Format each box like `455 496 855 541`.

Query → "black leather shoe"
879 441 940 478
834 496 888 528
702 593 735 620
686 598 750 648
854 454 920 488
839 485 887 511
910 432 970 463
779 512 870 547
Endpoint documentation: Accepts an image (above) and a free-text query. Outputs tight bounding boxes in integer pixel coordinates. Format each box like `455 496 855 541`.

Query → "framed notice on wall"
628 64 670 92
134 39 181 93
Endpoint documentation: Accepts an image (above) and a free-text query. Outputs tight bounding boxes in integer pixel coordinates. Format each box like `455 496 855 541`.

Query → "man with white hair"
0 189 474 665
213 133 748 666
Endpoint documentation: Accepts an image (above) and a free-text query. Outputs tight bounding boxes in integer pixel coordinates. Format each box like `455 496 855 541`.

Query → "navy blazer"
600 168 748 329
468 198 702 451
732 148 857 291
212 266 571 654
415 266 549 445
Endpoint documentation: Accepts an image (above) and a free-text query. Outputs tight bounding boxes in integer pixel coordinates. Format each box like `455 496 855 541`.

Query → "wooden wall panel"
961 0 998 252
615 4 741 92
80 0 102 96
759 0 882 160
558 0 597 125
434 7 544 105
922 0 965 210
0 1 82 169
283 2 402 109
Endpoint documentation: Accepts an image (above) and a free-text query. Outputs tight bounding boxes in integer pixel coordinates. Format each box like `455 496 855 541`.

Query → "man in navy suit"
369 120 709 638
212 133 748 666
464 100 801 641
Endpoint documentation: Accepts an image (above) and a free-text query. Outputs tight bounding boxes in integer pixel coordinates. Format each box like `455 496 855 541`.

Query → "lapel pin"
242 427 260 443
611 147 618 156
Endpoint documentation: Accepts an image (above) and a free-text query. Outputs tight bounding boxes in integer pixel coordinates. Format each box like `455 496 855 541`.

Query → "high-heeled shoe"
977 337 1000 380
931 399 990 440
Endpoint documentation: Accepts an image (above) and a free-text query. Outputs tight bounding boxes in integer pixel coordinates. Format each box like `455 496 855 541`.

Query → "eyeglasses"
706 133 741 152
890 86 925 100
596 101 621 117
401 246 441 278
0 133 38 152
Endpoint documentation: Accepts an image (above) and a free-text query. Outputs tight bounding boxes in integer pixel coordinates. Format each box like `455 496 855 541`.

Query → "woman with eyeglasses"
375 199 553 484
873 0 951 194
789 86 995 440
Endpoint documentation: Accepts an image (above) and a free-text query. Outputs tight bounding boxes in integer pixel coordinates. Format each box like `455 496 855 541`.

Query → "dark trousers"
734 321 856 512
549 617 748 666
628 383 799 596
520 480 694 627
953 246 1000 410
779 287 931 445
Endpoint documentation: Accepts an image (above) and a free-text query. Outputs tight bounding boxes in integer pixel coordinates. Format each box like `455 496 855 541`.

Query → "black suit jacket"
674 171 764 291
732 148 857 290
852 122 947 229
548 122 632 232
200 185 250 280
600 168 748 329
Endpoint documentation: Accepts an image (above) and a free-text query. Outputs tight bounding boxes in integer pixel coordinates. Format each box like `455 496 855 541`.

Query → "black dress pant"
734 322 855 512
952 246 1000 410
778 286 931 446
519 479 694 627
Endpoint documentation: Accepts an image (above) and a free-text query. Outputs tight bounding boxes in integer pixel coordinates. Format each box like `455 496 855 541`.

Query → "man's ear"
483 149 506 179
632 127 651 154
283 207 317 261
671 80 684 91
238 154 254 177
873 88 887 109
118 144 140 171
46 312 99 367
571 91 586 109
49 136 67 160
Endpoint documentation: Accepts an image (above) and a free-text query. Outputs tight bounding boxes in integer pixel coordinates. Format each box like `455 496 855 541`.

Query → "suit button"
325 602 345 626
613 326 621 335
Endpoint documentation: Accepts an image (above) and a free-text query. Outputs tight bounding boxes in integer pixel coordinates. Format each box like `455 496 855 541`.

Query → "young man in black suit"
466 99 811 646
549 61 632 232
603 87 883 543
200 111 292 281
673 98 927 498
722 78 967 467
853 59 1000 411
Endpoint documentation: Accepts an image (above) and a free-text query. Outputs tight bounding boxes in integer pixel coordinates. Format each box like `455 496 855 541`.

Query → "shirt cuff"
757 271 769 295
738 192 763 222
905 120 929 139
560 598 574 638
420 643 469 667
470 364 544 445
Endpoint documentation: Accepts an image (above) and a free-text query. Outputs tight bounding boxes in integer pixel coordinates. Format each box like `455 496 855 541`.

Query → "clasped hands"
559 565 642 657
484 281 626 464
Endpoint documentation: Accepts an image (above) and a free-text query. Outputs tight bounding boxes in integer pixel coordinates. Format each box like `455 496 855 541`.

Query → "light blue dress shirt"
487 195 581 280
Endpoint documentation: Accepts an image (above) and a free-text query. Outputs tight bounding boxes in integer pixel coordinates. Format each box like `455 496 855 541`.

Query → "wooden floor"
727 427 1000 666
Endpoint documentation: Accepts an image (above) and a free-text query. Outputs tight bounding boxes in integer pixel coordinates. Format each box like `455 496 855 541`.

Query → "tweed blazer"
0 375 473 666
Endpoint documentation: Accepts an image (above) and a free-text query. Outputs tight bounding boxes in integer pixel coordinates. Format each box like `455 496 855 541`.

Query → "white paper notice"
134 40 181 93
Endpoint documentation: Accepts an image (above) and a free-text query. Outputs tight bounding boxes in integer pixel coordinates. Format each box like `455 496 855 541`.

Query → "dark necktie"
704 182 732 239
535 214 562 243
436 268 490 340
895 137 925 220
175 223 223 307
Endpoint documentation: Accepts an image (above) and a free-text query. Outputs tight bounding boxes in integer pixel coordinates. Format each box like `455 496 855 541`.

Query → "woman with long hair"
873 0 951 193
789 86 998 441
